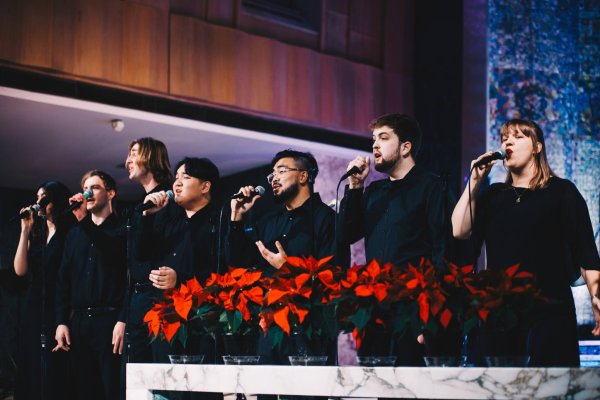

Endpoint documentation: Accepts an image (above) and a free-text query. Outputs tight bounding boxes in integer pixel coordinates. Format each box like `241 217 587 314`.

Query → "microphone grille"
31 204 41 212
497 149 507 159
255 186 266 196
83 189 94 199
165 190 175 199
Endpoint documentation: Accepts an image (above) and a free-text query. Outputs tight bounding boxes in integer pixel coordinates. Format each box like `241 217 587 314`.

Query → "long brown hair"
128 137 173 185
501 119 555 189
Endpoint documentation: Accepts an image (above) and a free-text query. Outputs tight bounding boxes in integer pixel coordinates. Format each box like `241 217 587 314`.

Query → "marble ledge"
127 364 600 399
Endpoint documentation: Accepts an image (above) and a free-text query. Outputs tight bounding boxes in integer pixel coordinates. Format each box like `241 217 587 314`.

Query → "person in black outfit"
228 150 346 399
452 118 600 366
13 181 74 400
53 170 127 400
124 137 173 364
137 157 223 400
339 113 448 366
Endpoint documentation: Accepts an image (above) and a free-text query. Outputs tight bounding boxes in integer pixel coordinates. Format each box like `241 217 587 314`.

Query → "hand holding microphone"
345 156 370 189
68 189 94 221
139 190 174 216
469 149 506 185
230 186 265 221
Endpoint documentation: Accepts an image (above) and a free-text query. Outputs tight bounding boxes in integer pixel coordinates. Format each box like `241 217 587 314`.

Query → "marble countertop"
126 364 600 399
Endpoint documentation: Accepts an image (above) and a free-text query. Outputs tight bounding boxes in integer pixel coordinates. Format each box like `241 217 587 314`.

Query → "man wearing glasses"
229 149 340 272
228 150 345 382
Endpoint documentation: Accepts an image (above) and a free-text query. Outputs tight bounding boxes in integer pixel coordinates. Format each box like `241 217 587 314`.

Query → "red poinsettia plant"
465 263 548 332
143 267 266 348
259 255 343 350
143 277 208 347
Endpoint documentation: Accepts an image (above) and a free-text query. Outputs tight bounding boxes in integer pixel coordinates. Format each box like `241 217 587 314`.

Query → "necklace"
512 187 527 203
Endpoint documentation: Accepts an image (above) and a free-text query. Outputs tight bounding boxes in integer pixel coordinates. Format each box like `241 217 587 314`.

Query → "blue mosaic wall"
488 0 600 325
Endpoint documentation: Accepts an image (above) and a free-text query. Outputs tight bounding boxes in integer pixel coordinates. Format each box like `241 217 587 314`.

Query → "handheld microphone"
66 189 94 212
339 166 364 181
13 204 41 221
231 186 265 200
472 149 507 169
11 196 52 221
137 190 174 212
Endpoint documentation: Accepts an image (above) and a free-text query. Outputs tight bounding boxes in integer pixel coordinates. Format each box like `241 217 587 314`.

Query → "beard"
273 182 300 204
374 152 400 173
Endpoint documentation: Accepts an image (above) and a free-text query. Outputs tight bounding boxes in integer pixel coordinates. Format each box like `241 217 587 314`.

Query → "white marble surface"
127 364 600 399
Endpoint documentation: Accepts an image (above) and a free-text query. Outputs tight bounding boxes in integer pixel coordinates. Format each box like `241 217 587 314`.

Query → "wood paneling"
0 0 415 136
206 0 235 26
347 0 383 66
120 2 168 91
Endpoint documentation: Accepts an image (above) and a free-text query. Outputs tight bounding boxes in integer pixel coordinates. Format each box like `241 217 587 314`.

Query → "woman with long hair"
452 119 600 366
13 181 75 399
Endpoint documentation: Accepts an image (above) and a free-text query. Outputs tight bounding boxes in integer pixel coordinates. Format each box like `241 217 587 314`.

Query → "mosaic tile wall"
488 0 600 325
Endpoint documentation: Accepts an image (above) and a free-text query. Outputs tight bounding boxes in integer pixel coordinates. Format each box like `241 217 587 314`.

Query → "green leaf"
267 327 284 349
462 317 478 336
228 310 243 333
350 307 372 331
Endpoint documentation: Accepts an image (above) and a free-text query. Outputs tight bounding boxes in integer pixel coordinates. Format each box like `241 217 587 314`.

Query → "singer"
228 149 348 396
124 137 174 364
13 181 74 400
134 157 222 394
338 113 448 366
53 170 127 400
452 118 600 366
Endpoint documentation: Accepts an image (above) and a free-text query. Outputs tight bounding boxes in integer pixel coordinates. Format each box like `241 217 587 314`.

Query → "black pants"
126 290 154 363
70 311 121 400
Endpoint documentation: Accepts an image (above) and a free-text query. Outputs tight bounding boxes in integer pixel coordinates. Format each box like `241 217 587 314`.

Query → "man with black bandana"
339 113 448 366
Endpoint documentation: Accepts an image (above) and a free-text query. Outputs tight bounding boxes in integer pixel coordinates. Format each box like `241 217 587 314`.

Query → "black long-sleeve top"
339 165 447 268
136 202 219 285
228 193 348 273
56 213 127 325
129 182 176 283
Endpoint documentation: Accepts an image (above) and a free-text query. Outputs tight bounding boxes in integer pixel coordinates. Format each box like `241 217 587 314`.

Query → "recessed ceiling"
0 87 360 200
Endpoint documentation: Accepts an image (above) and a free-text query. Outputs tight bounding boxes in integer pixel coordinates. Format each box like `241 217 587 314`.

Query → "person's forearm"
582 268 600 298
451 179 481 239
13 232 30 276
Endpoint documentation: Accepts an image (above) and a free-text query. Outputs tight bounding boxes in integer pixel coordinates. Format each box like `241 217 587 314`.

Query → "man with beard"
228 150 344 394
124 137 173 364
229 149 339 273
54 170 127 400
339 113 447 366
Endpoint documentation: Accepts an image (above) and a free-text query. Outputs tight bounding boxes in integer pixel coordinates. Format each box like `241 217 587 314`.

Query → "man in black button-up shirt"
228 150 347 393
339 114 448 366
54 170 127 400
124 137 174 364
229 150 345 273
137 157 223 400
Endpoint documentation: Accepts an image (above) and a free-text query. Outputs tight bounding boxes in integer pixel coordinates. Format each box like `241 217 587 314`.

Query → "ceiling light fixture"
111 119 125 132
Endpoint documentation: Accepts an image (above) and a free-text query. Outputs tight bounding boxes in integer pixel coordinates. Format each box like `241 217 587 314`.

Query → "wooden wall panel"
206 0 235 26
347 0 383 66
321 0 348 57
170 15 237 104
121 2 169 91
69 0 123 83
0 0 414 136
170 0 207 20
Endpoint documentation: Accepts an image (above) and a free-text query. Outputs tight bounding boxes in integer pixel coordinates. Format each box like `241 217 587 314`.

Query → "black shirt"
228 193 346 273
129 182 175 283
473 177 600 304
56 214 127 325
137 202 219 284
339 165 447 268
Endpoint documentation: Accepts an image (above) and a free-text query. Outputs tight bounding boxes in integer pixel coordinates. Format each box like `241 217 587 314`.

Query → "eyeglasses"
267 167 305 184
